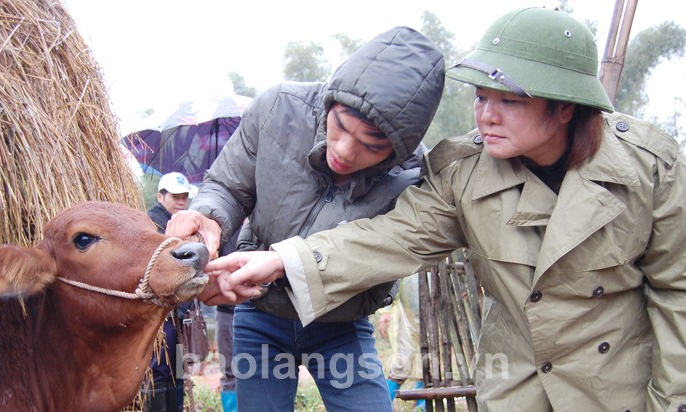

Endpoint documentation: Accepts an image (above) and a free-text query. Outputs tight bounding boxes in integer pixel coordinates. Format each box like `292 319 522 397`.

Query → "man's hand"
166 210 221 258
202 251 285 302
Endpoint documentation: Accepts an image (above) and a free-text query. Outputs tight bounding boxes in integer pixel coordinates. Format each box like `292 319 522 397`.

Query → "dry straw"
0 0 143 247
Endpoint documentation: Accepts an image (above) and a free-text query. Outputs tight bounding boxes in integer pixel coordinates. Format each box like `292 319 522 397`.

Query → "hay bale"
0 0 143 246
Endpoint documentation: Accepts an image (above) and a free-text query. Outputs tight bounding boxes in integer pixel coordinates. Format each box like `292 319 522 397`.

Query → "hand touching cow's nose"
166 210 221 259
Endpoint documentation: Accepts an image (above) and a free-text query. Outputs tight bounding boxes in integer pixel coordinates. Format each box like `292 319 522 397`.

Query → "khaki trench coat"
274 112 686 411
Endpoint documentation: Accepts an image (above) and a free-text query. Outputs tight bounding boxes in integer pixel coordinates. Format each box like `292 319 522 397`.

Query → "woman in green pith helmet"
202 7 686 411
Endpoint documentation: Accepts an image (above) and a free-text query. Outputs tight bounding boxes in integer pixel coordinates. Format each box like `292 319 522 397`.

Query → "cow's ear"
0 245 57 297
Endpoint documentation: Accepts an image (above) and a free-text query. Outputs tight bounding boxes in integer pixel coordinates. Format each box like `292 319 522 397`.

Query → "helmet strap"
451 59 532 98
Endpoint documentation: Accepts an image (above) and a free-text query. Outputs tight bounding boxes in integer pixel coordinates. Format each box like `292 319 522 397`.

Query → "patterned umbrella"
123 94 251 184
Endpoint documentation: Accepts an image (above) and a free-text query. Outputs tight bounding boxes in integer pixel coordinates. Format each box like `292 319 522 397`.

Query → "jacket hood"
322 26 445 168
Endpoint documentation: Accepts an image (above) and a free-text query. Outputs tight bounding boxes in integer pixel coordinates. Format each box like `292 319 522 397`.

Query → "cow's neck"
22 292 167 410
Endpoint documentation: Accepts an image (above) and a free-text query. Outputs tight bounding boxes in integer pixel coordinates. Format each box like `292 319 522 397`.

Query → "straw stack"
0 0 143 247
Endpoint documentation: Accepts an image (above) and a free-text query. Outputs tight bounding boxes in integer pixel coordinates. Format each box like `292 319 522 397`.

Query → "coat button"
678 404 686 412
473 134 483 144
540 362 552 373
313 251 322 263
598 342 610 353
616 121 630 132
592 286 604 297
530 291 543 302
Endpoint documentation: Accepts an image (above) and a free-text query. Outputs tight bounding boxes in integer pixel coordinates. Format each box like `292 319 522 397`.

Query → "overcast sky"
62 0 684 134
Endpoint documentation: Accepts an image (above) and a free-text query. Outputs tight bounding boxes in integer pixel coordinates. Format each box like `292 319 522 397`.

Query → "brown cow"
0 201 209 411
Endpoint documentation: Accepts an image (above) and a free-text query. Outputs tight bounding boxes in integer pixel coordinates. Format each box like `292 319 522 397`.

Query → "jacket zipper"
298 183 335 238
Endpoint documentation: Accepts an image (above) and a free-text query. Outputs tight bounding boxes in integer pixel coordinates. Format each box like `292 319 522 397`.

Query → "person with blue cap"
204 7 686 411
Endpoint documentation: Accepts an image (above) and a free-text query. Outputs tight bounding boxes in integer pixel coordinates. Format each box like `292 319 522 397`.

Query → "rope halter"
57 237 182 307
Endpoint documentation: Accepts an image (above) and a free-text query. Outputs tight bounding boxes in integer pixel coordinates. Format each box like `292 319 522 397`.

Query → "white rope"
57 237 181 307
57 277 141 299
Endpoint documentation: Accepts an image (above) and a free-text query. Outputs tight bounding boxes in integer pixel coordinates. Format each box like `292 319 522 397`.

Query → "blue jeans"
233 302 392 412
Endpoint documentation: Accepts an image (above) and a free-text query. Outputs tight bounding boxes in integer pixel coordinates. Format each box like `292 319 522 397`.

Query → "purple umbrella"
123 94 251 184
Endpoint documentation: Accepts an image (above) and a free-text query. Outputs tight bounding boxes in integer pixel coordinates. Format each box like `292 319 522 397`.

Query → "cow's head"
0 201 209 307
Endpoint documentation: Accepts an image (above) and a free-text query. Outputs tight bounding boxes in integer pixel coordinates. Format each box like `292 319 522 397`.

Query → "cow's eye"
73 233 99 250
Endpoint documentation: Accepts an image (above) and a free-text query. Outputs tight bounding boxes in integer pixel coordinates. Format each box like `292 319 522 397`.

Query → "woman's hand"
202 251 286 304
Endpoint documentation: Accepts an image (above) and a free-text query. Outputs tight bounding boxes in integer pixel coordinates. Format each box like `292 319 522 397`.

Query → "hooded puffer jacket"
189 26 445 321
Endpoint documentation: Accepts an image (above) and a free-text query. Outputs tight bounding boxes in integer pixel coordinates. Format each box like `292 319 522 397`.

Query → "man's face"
325 103 393 184
157 192 189 215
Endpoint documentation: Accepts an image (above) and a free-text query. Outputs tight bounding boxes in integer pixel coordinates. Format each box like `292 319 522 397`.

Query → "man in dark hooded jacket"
167 26 444 411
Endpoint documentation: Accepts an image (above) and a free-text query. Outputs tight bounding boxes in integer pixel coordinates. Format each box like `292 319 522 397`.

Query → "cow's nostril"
172 250 195 260
171 244 200 260
171 243 210 268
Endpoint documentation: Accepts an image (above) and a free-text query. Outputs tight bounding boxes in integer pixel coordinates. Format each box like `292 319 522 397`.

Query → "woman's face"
473 87 575 166
326 103 394 184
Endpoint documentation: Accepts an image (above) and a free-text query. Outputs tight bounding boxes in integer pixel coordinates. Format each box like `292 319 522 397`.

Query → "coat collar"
469 128 640 281
471 128 640 201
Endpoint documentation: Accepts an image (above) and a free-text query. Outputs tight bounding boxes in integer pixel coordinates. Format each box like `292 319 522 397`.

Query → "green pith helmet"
447 7 614 112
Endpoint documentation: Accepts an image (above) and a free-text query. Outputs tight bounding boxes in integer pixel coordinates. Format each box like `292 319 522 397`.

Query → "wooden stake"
599 0 639 103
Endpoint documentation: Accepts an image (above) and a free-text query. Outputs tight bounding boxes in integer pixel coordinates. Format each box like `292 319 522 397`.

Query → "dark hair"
546 101 603 169
158 188 169 195
336 104 386 139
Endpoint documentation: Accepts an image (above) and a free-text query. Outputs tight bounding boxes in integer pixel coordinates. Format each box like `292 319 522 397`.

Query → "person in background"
166 26 445 411
215 226 242 412
204 7 686 411
143 171 192 412
147 172 192 231
377 274 425 411
215 218 256 412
